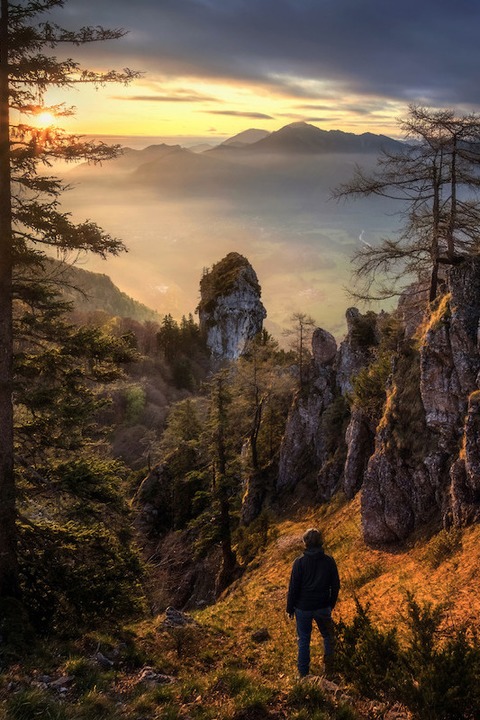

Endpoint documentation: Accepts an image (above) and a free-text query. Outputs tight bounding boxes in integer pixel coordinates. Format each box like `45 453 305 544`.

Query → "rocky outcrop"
198 252 266 360
277 329 337 492
335 308 379 394
277 313 378 499
343 408 375 499
361 258 480 544
277 260 480 544
133 462 174 537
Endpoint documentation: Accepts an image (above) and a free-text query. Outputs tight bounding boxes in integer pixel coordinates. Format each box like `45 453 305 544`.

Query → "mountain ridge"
243 120 403 154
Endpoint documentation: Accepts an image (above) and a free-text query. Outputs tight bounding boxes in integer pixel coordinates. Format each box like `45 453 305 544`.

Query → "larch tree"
283 311 316 387
0 0 139 599
333 105 480 303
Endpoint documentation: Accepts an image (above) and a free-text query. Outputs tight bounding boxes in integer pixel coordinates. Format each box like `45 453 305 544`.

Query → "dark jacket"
286 547 340 615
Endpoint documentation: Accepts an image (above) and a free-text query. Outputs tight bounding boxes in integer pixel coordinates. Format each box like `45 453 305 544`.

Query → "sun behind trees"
333 105 480 303
0 0 140 599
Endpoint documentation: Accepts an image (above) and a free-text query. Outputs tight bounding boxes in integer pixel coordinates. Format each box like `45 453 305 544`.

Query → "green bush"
336 596 480 719
54 457 125 504
18 518 145 632
336 600 399 697
234 512 277 565
394 595 480 720
124 385 146 424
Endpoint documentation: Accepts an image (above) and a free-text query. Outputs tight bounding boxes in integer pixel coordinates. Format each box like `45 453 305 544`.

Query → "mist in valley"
59 134 401 339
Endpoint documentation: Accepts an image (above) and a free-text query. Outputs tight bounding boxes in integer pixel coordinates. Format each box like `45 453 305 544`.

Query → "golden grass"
196 493 480 685
3 495 480 719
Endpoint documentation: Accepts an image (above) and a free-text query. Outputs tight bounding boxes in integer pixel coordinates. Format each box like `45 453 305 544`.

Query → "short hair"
303 528 323 549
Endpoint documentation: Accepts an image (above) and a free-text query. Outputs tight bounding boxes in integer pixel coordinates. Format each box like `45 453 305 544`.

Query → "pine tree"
0 0 139 599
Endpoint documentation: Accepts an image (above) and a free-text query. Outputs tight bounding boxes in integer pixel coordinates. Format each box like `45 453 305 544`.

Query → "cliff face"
276 327 338 492
362 259 480 543
278 258 480 545
198 253 266 360
277 311 378 498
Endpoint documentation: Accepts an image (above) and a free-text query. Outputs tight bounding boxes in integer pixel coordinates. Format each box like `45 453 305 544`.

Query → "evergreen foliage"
0 0 139 600
336 596 480 719
15 456 145 633
157 313 209 390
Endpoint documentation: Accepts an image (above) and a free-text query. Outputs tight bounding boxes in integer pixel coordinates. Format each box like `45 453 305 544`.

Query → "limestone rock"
277 364 337 491
133 462 172 537
450 391 480 525
198 252 266 360
343 408 375 499
241 468 267 526
335 308 377 394
277 308 378 498
362 258 480 543
162 606 198 628
312 328 337 367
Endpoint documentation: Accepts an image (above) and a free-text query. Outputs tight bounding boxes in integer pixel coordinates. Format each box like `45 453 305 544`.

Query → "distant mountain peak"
247 121 402 154
285 121 311 128
219 127 271 149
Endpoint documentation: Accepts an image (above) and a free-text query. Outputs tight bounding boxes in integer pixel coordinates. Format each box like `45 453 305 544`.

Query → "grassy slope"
2 495 479 719
200 494 480 677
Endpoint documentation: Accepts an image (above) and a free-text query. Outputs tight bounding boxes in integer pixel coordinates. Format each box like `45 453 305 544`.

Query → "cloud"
205 110 274 119
61 0 480 109
113 93 218 102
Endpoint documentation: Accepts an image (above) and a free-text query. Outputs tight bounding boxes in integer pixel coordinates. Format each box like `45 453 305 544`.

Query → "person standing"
286 527 340 678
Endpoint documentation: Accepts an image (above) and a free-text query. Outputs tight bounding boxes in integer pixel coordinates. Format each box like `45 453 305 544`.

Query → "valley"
58 122 402 339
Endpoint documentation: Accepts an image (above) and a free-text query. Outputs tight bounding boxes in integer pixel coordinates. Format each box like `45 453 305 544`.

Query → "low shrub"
5 688 66 720
336 600 399 697
336 596 480 719
234 512 277 565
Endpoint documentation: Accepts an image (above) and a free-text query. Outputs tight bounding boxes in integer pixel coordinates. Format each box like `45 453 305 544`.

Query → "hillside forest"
1 3 480 720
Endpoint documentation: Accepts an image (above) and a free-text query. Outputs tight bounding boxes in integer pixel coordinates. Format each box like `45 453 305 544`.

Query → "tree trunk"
213 375 237 597
446 135 457 261
0 0 19 599
429 158 441 302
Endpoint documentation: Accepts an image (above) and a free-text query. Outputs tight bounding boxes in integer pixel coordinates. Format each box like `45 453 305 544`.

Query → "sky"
42 0 480 143
32 0 480 336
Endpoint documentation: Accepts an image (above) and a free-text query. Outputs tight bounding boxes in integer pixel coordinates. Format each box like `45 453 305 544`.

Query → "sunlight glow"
35 111 56 128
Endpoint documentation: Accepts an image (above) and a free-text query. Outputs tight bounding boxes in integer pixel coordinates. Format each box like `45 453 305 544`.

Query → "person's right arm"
329 557 340 609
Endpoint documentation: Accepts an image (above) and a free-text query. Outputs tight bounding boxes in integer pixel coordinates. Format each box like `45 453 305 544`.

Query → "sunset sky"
44 0 480 143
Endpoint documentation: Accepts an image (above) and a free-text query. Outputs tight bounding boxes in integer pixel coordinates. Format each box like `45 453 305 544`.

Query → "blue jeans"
295 607 334 677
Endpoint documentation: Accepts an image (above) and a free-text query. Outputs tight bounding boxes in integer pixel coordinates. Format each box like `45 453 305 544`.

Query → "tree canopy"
0 0 139 599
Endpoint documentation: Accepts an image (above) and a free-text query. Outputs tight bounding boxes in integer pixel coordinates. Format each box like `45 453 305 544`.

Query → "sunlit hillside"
3 494 478 719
